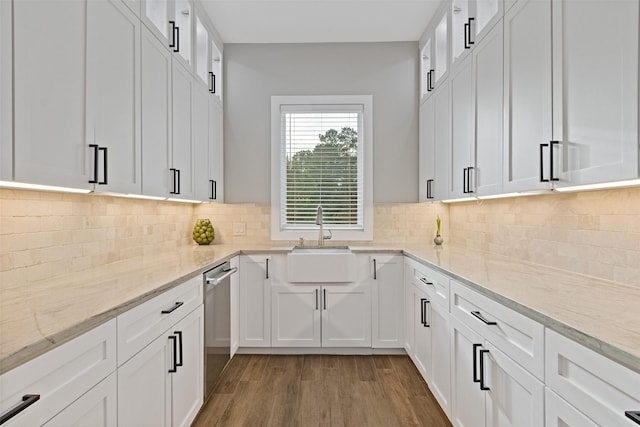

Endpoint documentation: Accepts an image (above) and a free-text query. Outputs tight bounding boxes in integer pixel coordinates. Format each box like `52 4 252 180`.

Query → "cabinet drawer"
546 329 640 426
0 319 116 426
450 280 544 379
410 259 450 309
117 276 202 365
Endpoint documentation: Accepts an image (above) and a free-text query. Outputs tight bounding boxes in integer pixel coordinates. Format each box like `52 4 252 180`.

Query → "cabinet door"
117 332 171 427
208 98 224 202
0 0 11 180
450 317 485 427
371 255 404 348
43 373 117 427
239 255 271 347
193 85 210 201
473 21 503 196
12 0 89 189
503 0 553 192
552 0 639 186
141 25 172 198
171 61 195 199
545 388 598 427
419 95 436 202
171 306 204 427
433 81 451 201
404 261 416 356
484 342 544 427
86 0 142 194
429 298 451 419
412 285 432 382
271 285 321 347
322 284 371 347
450 54 474 198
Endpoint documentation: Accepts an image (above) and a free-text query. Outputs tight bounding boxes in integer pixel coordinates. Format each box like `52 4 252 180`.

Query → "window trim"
270 95 373 241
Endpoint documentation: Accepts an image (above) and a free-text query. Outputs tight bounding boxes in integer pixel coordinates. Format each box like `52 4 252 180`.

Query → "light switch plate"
233 222 246 236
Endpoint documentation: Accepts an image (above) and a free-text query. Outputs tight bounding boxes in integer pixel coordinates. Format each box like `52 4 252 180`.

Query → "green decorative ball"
193 219 215 245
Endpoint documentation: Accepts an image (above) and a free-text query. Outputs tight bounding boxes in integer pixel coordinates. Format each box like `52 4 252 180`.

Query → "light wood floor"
193 354 452 427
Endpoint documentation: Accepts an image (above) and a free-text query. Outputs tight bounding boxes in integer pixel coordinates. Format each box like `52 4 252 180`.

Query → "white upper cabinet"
503 0 554 193
472 22 503 196
451 0 503 67
86 0 142 194
141 25 173 198
141 0 192 71
419 80 450 201
552 0 639 186
421 4 449 101
12 0 90 190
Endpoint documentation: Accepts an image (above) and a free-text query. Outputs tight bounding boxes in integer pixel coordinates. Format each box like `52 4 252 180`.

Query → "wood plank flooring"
193 355 451 427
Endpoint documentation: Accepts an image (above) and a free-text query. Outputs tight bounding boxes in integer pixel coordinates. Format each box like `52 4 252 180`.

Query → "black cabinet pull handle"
169 21 176 49
479 349 490 390
168 335 177 373
315 289 319 310
472 343 482 383
174 26 180 53
0 394 41 425
265 258 269 279
468 18 475 46
323 289 327 310
89 144 99 184
423 298 430 327
373 259 377 280
471 310 497 326
540 143 550 182
210 180 217 200
419 277 433 287
550 140 559 182
426 179 433 199
161 301 183 314
174 331 183 367
626 411 640 425
98 146 108 185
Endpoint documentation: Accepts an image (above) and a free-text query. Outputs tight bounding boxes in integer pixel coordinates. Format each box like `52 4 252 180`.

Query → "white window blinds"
280 104 364 230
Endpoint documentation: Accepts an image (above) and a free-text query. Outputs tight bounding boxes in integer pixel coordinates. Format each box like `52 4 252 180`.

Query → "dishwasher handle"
205 267 238 286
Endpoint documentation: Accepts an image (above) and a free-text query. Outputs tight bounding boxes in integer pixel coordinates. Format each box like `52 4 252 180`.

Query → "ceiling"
200 0 443 44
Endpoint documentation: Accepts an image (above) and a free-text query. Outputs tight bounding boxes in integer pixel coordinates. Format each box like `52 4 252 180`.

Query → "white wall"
223 42 419 204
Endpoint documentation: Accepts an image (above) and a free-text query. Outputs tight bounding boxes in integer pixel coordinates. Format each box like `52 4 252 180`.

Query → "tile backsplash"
2 185 639 287
447 187 640 286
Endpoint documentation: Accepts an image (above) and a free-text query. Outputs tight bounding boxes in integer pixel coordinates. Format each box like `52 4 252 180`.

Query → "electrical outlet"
233 222 246 236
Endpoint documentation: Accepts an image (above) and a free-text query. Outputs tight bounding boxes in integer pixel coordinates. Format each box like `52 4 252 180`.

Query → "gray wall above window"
224 42 419 204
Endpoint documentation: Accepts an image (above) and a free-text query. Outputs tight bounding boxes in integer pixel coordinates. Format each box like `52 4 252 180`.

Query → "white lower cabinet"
43 373 117 427
450 317 544 427
239 255 271 347
545 388 597 427
118 304 203 427
271 282 371 348
545 328 640 426
0 320 116 426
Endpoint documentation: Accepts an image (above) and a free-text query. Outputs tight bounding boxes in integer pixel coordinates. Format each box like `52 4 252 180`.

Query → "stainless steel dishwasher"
203 260 237 400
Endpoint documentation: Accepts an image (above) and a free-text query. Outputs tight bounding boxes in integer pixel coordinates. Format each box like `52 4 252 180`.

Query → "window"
271 95 373 241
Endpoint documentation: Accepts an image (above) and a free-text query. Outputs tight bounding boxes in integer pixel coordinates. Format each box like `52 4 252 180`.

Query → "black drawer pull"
471 310 497 326
0 394 40 425
626 411 640 425
161 301 183 314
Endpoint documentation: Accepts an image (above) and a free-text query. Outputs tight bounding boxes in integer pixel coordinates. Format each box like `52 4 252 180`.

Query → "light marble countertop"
1 243 639 376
